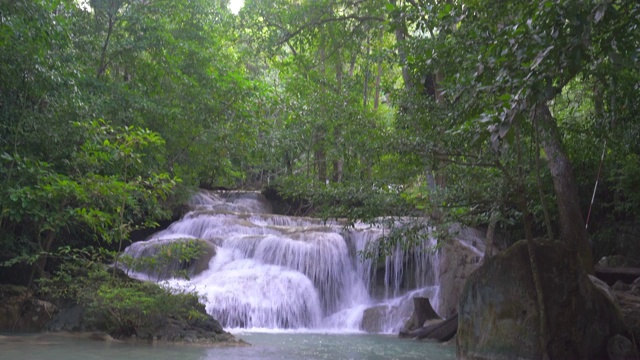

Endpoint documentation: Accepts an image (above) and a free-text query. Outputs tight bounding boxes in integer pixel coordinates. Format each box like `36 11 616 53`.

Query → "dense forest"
0 0 639 344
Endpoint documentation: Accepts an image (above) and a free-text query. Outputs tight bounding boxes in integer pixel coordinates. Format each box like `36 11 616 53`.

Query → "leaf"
498 121 511 138
438 3 452 19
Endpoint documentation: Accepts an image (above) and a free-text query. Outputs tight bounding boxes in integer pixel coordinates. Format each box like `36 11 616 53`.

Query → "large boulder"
457 239 624 360
123 238 216 280
436 226 485 318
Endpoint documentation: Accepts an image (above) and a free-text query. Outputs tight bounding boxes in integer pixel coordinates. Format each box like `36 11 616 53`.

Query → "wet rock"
360 305 390 333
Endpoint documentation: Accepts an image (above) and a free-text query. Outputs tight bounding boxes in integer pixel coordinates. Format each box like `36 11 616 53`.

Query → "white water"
124 191 442 333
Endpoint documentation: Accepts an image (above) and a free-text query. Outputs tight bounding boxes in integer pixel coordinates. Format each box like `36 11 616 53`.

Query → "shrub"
39 248 206 339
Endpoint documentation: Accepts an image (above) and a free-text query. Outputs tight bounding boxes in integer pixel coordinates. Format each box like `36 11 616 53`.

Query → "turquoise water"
0 332 456 360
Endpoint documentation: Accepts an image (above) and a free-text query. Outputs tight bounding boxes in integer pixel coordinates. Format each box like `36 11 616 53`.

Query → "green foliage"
240 0 639 260
379 0 640 245
40 251 205 338
0 119 179 283
92 280 205 338
240 0 397 188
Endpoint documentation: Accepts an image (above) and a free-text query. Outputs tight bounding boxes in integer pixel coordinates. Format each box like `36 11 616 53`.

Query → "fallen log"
400 313 458 342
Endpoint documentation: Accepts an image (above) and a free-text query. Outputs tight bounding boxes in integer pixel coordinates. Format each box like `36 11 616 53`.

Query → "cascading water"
123 190 442 333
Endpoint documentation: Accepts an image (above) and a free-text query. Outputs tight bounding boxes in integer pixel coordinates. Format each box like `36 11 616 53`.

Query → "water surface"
0 332 455 360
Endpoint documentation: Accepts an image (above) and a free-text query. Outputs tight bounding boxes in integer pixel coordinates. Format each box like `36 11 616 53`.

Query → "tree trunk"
410 297 439 328
332 157 343 183
332 53 344 183
535 102 594 272
534 115 555 241
315 45 328 183
374 61 382 110
390 0 412 90
363 37 370 107
314 134 327 183
97 13 115 78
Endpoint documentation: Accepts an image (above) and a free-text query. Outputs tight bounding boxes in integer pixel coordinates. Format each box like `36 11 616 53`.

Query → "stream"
26 190 462 359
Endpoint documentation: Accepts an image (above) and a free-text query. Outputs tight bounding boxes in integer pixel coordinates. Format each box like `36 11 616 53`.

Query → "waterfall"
123 191 443 333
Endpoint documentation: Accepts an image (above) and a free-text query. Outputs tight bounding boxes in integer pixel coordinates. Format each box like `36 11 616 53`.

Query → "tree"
383 2 639 355
1 120 178 286
239 0 409 213
398 0 637 268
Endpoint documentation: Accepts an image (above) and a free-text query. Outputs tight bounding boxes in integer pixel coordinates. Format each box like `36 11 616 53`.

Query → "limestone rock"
436 227 484 318
360 305 390 333
457 239 624 360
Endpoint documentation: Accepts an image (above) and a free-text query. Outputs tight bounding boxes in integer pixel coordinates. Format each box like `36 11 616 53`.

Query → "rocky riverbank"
0 284 246 347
